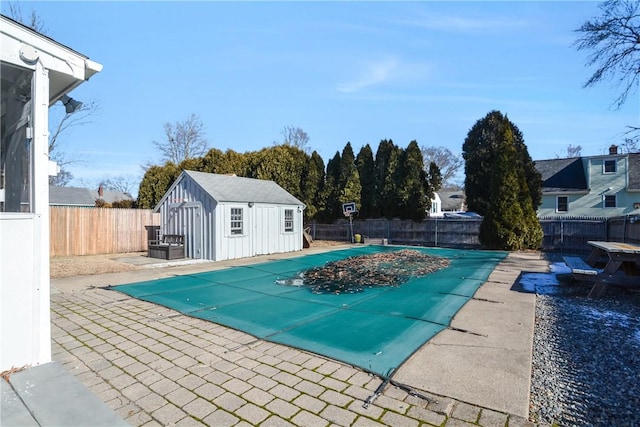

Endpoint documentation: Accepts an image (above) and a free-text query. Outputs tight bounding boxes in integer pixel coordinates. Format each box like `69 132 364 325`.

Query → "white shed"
154 170 306 261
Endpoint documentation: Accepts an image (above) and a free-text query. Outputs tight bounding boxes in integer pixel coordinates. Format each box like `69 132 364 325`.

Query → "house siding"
537 154 640 218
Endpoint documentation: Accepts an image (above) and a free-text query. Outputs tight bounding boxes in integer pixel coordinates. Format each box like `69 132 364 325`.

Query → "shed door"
169 202 203 259
253 206 277 255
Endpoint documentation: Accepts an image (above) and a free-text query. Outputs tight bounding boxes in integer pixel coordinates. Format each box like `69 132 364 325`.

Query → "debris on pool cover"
278 249 450 294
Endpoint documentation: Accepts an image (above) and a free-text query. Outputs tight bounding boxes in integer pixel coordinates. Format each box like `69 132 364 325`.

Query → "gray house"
535 145 640 218
49 185 133 207
154 170 306 261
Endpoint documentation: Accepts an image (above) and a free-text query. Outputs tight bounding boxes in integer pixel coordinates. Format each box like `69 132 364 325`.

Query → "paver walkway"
50 251 545 426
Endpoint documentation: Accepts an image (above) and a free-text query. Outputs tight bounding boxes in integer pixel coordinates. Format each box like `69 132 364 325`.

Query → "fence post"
434 217 438 247
560 218 564 253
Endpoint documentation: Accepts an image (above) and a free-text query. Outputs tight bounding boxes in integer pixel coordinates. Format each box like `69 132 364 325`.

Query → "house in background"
535 145 640 218
49 185 133 207
154 170 305 261
430 190 466 217
1 15 101 371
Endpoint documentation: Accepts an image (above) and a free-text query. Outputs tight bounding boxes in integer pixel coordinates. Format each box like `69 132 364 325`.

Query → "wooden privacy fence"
308 215 640 254
50 207 160 256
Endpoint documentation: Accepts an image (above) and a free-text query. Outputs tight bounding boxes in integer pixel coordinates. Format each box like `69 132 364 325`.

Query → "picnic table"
564 241 640 298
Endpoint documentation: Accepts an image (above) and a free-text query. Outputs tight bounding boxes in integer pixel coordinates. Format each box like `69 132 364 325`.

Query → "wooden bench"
148 234 185 260
563 256 600 276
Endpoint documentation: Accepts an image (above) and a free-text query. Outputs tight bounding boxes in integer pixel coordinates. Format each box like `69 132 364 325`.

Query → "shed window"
604 195 616 208
230 208 243 234
284 209 294 232
556 196 568 213
604 159 616 174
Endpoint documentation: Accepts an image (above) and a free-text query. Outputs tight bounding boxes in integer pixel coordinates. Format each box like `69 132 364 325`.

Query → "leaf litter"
276 249 450 294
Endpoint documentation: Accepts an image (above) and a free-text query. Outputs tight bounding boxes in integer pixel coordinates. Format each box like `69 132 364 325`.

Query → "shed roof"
534 157 588 193
182 170 305 206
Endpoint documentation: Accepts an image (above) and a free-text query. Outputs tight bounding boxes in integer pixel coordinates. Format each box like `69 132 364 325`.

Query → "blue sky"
6 1 639 194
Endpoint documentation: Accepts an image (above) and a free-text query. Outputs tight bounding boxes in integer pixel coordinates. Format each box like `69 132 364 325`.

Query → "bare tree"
100 175 138 195
574 0 640 109
153 114 208 164
276 125 310 153
567 144 583 158
420 146 463 187
6 2 101 185
6 2 47 33
46 99 101 185
619 137 639 153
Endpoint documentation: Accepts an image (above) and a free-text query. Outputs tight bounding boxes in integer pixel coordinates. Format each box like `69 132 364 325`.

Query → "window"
604 159 616 173
230 208 243 234
1 63 33 212
556 196 568 213
284 209 294 232
604 195 616 208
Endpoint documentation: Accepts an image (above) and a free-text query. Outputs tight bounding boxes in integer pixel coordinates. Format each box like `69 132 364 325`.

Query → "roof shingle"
185 171 304 205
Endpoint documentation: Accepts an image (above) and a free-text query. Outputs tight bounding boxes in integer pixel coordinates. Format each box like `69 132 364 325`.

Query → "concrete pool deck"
10 245 546 426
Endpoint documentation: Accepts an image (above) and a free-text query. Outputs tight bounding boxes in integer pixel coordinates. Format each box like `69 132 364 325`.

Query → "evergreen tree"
397 141 427 221
302 151 325 221
320 152 342 221
339 142 361 210
517 167 544 249
373 139 395 218
427 162 442 196
137 162 181 209
381 145 402 219
249 145 307 200
463 110 542 216
356 144 376 219
201 148 249 176
200 148 225 173
478 117 542 250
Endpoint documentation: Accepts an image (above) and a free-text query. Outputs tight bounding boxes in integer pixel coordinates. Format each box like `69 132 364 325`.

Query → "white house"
0 15 102 371
430 190 466 217
154 170 306 261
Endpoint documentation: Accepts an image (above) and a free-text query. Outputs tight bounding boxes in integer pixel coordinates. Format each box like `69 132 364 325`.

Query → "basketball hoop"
342 202 357 217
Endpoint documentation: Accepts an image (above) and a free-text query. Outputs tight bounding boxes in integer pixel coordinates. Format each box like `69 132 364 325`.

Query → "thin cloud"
337 59 399 93
394 9 530 34
337 58 431 93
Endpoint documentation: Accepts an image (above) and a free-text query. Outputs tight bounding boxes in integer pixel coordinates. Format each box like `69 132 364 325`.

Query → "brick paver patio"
51 287 539 426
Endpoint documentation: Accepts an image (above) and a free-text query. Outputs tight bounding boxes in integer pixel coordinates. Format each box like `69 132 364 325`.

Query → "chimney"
98 185 104 197
609 144 618 155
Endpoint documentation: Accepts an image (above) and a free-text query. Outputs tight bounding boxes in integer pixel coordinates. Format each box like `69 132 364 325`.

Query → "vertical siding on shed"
157 174 304 261
158 176 217 260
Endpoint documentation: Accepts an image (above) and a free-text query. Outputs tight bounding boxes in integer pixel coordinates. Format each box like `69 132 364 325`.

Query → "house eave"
542 189 590 195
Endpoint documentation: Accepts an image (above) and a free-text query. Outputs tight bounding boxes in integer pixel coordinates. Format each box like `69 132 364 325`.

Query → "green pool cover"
114 246 506 377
